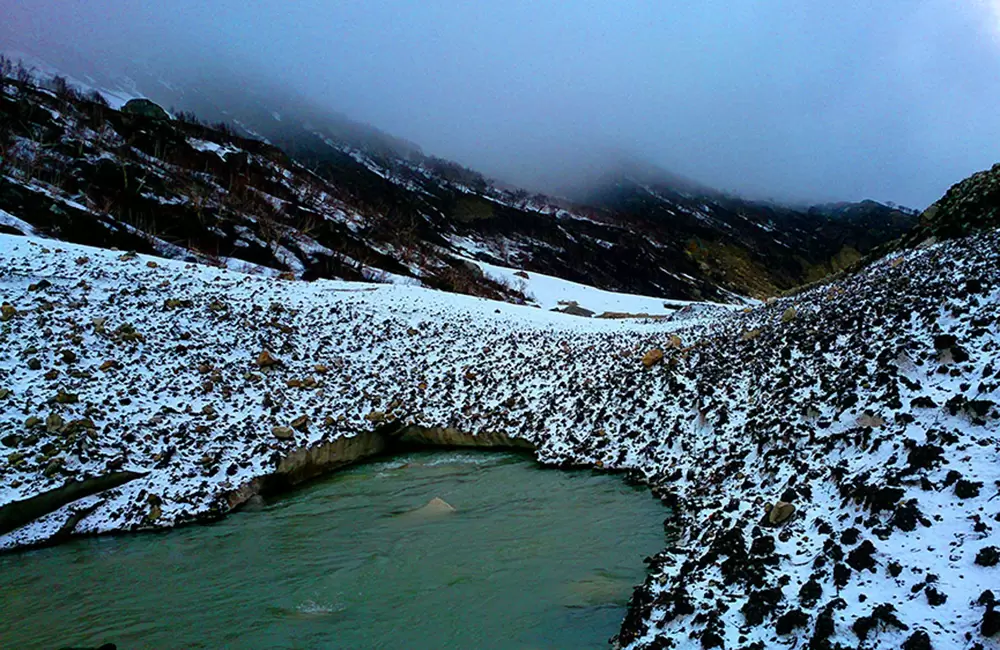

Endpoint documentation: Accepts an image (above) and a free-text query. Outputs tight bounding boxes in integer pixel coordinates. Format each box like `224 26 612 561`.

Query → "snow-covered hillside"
1 211 998 648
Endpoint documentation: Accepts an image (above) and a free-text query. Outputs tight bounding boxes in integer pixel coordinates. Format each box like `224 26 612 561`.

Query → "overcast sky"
4 0 1000 207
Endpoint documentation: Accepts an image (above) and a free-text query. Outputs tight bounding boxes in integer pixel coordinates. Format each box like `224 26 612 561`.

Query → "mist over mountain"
5 0 1000 207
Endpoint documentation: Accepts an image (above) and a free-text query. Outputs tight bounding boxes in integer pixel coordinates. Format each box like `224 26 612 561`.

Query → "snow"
187 138 243 158
466 257 735 316
0 208 41 236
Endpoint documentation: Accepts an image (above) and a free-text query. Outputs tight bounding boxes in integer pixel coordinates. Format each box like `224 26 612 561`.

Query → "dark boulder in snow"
121 98 170 120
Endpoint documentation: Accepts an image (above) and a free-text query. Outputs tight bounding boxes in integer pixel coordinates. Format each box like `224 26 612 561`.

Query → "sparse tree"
0 55 12 92
50 74 79 101
12 60 33 98
0 120 12 178
175 110 202 125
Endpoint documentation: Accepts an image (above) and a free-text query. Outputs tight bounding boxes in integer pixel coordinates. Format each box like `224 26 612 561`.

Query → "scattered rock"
256 350 281 368
45 412 64 433
766 501 795 525
775 609 810 635
982 607 1000 637
272 426 294 440
976 546 999 567
902 630 932 650
54 390 79 404
641 348 664 368
552 301 595 318
955 479 983 499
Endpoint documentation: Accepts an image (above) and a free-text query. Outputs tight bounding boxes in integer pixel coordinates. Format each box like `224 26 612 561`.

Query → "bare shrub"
14 60 33 86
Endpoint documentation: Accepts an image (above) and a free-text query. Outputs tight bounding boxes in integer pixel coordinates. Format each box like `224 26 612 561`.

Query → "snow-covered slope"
464 257 748 315
1 212 998 648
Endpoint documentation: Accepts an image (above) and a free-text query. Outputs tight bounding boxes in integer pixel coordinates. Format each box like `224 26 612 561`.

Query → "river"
1 450 668 649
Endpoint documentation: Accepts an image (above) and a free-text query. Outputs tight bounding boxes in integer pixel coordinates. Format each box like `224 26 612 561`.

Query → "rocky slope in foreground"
0 182 998 647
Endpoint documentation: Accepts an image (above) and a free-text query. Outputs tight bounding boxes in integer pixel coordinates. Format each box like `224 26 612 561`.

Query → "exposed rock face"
225 426 534 512
394 426 536 450
0 472 145 537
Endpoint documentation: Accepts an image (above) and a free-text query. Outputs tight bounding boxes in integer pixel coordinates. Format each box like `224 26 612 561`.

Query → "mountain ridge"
0 57 917 306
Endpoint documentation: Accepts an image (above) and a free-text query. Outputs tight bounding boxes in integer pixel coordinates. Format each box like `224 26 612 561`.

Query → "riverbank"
1 230 998 648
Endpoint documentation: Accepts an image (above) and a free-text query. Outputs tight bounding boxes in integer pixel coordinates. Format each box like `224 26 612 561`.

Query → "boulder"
121 98 170 120
403 497 456 519
45 412 64 433
272 426 294 440
256 350 281 368
552 302 595 318
767 501 796 525
641 348 665 368
781 307 797 323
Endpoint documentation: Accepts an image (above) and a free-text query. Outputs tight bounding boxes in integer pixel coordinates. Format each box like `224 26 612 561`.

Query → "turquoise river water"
1 451 668 649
